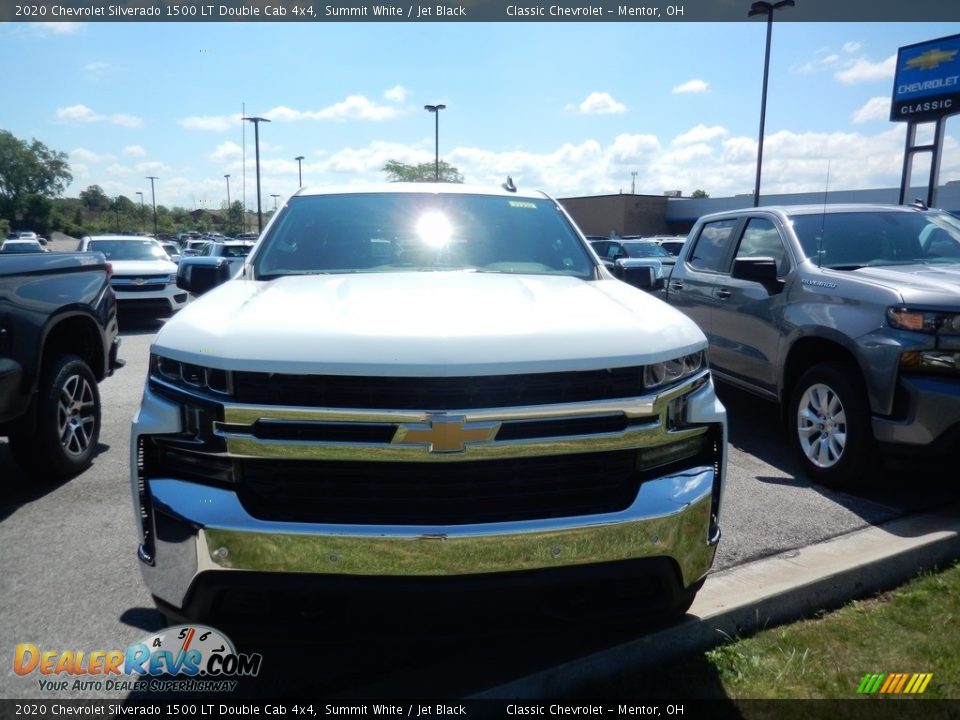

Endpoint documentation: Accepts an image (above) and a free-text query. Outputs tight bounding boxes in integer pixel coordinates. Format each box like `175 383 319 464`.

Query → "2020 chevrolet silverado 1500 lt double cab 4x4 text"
664 203 960 489
1 250 121 478
131 184 727 624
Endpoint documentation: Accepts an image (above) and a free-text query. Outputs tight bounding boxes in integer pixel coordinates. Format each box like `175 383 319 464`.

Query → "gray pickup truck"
664 203 960 488
1 251 121 478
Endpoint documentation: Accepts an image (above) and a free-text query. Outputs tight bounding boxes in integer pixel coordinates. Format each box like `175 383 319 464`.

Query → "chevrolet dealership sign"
891 34 960 122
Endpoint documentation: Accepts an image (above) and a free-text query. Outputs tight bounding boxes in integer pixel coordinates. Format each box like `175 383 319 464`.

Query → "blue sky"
2 20 960 212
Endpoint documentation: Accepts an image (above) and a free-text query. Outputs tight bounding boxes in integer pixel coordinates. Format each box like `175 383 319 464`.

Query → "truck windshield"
790 211 960 269
88 240 168 261
252 192 594 280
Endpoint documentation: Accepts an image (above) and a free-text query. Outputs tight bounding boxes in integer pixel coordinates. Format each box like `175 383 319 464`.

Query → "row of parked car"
76 234 256 316
1 231 49 253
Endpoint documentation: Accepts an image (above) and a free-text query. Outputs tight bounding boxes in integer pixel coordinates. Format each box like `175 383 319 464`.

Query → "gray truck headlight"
888 307 960 335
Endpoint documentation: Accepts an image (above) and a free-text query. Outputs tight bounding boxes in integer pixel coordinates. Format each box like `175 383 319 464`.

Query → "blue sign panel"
891 34 960 122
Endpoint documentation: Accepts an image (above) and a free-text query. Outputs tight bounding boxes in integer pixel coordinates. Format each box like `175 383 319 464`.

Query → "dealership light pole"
271 194 280 213
424 104 446 181
242 116 271 233
224 174 232 235
748 0 794 208
136 191 145 232
145 176 159 237
295 155 304 187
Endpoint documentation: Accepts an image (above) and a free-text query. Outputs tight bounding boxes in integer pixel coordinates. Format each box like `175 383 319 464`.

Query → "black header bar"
3 0 959 23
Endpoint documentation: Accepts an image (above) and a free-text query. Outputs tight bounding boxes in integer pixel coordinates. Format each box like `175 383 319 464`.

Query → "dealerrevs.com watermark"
13 625 261 694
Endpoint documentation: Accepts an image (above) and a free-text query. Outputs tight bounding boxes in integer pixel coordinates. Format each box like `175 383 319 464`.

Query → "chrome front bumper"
143 467 719 609
131 372 727 611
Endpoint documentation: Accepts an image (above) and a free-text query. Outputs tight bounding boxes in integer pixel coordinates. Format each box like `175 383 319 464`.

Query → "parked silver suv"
664 203 960 488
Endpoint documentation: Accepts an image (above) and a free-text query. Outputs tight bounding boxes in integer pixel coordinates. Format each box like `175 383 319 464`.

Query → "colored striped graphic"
857 673 933 694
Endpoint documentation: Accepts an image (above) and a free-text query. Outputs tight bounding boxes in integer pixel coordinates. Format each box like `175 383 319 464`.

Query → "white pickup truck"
130 183 727 625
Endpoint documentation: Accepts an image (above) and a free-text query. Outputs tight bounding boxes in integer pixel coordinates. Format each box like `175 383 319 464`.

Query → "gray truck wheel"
788 362 874 489
9 354 101 480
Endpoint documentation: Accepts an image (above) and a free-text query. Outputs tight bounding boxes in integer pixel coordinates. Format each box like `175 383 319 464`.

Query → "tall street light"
224 174 232 235
242 116 271 233
136 191 145 232
295 156 304 187
145 176 159 237
748 0 794 208
424 104 446 182
270 194 280 212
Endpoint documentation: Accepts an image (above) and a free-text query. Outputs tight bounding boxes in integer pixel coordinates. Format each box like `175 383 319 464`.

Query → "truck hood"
154 272 706 375
851 262 960 304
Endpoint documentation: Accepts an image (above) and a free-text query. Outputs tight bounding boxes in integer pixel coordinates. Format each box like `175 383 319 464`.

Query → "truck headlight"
644 350 706 390
150 353 232 395
887 307 960 335
900 351 960 375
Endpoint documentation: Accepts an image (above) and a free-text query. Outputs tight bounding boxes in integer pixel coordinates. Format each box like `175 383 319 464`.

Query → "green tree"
79 184 111 213
691 189 710 199
382 159 464 183
0 130 72 230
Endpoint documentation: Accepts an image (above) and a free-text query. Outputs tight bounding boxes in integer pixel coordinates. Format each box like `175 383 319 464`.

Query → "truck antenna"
818 160 831 269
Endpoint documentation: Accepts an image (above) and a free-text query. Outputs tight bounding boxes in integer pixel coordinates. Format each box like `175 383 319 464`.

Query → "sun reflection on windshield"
416 211 453 248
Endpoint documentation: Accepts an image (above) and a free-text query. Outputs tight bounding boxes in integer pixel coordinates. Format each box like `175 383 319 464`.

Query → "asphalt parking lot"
1 314 957 700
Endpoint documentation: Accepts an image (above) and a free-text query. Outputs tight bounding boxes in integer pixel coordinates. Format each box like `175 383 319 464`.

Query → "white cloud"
111 114 143 128
135 161 170 175
57 105 99 123
661 143 715 165
269 96 403 121
105 164 131 177
123 145 146 158
384 85 409 103
851 97 890 124
209 141 244 163
70 147 108 163
55 104 143 127
843 41 862 54
608 134 661 163
671 79 709 95
574 92 626 115
835 54 897 85
183 97 403 130
673 124 727 146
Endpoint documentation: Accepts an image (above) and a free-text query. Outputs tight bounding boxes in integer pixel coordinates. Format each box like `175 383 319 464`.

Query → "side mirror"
177 257 231 295
732 256 782 293
616 258 666 291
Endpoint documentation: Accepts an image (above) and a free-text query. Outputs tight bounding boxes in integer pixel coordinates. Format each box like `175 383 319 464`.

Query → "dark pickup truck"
0 252 121 478
663 203 960 488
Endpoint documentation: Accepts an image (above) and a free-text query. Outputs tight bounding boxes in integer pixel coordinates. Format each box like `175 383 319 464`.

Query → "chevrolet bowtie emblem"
905 48 958 71
393 415 500 453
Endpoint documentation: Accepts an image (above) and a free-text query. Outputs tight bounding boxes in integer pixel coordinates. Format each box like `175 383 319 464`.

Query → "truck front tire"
788 362 875 490
9 354 101 480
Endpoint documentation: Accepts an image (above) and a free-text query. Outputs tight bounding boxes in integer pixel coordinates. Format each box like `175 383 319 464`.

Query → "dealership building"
559 183 960 239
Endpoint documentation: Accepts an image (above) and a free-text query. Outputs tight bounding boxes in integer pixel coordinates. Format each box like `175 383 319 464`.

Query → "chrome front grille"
144 370 718 525
112 275 169 292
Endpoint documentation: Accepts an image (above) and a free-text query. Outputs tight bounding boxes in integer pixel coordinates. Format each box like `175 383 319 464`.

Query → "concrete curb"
473 502 960 698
